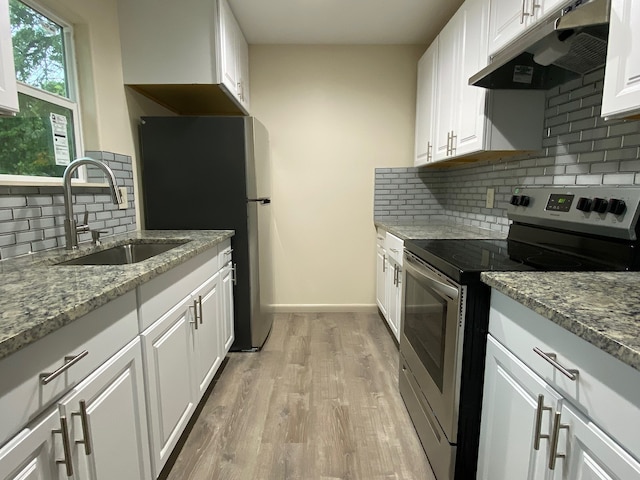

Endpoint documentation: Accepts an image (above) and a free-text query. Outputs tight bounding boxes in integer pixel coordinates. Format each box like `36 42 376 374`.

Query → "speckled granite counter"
0 230 233 361
375 221 507 240
482 271 640 372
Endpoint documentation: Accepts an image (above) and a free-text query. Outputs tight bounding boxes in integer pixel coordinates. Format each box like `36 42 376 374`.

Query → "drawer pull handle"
40 350 89 385
533 347 579 381
389 248 400 253
549 411 569 469
72 400 93 455
53 415 74 476
198 295 203 324
533 394 552 450
232 262 237 285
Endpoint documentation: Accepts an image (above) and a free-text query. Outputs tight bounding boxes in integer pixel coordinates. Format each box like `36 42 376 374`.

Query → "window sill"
0 181 112 195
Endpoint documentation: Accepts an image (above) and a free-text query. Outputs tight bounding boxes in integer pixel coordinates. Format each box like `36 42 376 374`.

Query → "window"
0 0 84 183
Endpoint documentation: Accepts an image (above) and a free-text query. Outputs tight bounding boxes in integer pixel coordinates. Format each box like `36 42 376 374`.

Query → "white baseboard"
269 304 378 314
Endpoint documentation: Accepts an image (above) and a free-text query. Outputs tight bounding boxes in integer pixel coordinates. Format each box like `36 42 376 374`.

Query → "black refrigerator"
139 116 273 351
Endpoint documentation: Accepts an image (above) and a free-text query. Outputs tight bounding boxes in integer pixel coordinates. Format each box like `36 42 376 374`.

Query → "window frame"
0 0 87 186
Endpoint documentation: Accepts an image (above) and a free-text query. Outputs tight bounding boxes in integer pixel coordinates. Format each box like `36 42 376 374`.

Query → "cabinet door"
0 0 18 115
434 13 462 161
376 244 387 317
455 0 489 157
236 26 250 109
218 0 238 98
221 262 235 355
478 335 561 480
0 409 62 480
141 296 197 477
59 338 151 480
192 272 222 400
550 402 640 480
602 0 640 119
386 260 399 340
391 264 402 342
414 40 438 166
488 0 530 56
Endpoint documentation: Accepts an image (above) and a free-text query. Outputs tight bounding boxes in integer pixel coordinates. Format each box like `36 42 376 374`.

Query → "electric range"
399 186 640 480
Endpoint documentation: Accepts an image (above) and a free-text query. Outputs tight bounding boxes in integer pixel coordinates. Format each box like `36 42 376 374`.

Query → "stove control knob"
607 198 626 215
593 197 608 214
518 195 530 207
510 195 521 206
576 197 593 212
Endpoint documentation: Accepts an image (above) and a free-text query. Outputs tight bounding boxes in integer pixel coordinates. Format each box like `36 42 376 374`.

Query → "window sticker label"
50 113 70 166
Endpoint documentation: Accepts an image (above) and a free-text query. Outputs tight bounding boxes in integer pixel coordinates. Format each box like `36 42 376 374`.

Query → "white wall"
250 45 422 311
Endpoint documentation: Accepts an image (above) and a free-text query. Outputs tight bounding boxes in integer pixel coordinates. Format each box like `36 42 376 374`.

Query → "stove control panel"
508 187 640 240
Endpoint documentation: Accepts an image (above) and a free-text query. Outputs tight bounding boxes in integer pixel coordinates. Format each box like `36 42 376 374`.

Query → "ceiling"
227 0 465 45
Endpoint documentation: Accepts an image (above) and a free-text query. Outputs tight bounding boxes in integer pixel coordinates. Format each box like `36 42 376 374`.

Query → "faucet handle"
90 229 108 246
76 211 90 233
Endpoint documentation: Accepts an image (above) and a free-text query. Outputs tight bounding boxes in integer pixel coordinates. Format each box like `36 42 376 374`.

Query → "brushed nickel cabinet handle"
190 300 199 330
450 131 457 154
533 394 552 450
427 142 432 161
530 1 540 16
549 411 569 469
198 295 203 324
382 254 386 272
521 0 527 23
533 347 579 380
40 350 89 385
72 400 92 455
232 262 237 285
53 416 74 476
393 264 398 286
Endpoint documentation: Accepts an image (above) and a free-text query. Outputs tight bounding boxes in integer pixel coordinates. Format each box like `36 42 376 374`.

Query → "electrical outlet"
486 188 495 209
118 187 128 210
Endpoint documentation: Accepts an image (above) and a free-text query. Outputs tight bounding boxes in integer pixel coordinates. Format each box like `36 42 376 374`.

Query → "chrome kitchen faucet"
62 157 123 250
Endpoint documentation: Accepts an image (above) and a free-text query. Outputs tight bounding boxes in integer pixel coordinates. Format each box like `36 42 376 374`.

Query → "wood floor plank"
165 312 435 480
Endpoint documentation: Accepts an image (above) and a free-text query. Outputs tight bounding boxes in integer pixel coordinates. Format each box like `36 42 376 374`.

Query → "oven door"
400 251 465 443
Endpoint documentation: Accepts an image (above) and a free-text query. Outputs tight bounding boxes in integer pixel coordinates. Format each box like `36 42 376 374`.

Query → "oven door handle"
405 255 460 300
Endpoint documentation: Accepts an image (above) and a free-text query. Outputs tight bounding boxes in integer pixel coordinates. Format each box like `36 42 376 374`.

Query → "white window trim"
0 0 88 186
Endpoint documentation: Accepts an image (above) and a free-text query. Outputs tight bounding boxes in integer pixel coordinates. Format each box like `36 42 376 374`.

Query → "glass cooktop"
405 238 621 283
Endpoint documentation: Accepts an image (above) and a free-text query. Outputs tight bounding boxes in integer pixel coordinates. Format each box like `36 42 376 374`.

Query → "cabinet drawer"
138 246 219 331
385 232 404 265
489 290 640 459
0 291 138 447
218 238 232 267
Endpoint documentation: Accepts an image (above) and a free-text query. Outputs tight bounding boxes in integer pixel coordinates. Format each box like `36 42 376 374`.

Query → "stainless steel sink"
57 241 187 265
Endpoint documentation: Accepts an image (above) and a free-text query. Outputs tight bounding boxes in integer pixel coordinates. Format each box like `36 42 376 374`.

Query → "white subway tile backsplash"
0 151 137 260
374 68 640 232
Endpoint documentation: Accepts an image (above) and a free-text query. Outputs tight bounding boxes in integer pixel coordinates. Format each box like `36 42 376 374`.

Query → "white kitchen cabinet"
384 232 403 342
416 0 544 166
602 0 640 119
478 335 562 480
488 0 568 56
59 338 151 480
0 0 18 116
221 260 235 354
0 409 62 480
414 40 437 166
141 295 197 477
192 272 223 400
218 0 249 111
479 291 640 480
375 229 388 318
117 0 249 114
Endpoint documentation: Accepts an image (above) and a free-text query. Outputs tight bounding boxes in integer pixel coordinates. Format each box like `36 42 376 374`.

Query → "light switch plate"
486 188 495 209
118 187 128 210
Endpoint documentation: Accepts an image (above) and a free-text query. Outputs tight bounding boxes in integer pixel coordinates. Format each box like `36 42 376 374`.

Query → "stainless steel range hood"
469 0 610 90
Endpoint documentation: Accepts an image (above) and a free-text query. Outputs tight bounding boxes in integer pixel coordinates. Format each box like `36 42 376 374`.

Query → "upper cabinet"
0 0 18 116
117 0 250 115
488 0 568 56
602 0 640 119
415 0 545 167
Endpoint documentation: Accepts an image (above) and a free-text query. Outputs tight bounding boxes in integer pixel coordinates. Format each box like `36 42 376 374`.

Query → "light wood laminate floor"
164 312 435 480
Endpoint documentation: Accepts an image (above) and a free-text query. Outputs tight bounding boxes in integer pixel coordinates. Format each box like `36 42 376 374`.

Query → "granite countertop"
0 230 233 361
375 221 507 240
482 271 640 372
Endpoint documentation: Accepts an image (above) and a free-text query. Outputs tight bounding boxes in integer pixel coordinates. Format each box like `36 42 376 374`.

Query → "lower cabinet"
0 338 151 480
0 239 235 480
478 291 640 480
376 229 387 318
375 228 403 342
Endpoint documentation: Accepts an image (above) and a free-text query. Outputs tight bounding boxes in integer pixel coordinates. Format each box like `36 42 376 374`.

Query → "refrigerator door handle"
247 197 271 205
